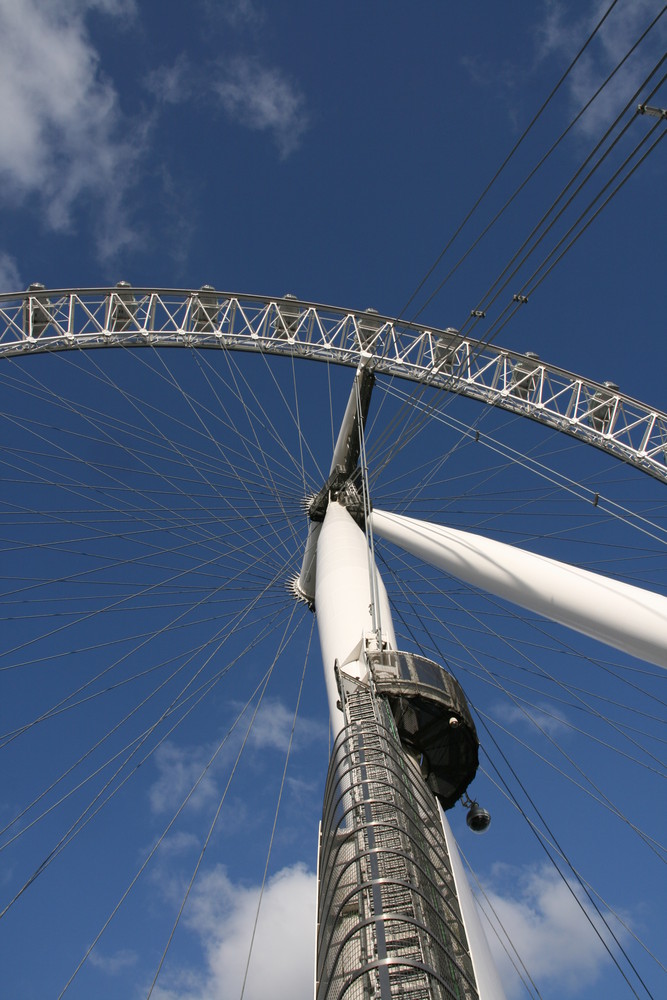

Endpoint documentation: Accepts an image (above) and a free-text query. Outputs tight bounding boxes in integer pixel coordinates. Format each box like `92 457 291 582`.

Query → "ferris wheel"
0 285 665 999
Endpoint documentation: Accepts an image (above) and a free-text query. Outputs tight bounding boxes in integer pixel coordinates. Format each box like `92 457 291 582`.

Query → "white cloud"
0 0 142 256
147 700 324 815
217 0 265 29
145 55 193 106
88 947 138 974
147 53 309 158
148 740 221 816
493 699 571 738
151 863 316 1000
147 857 623 1000
212 57 308 158
481 862 627 997
0 252 22 293
286 774 320 801
156 830 202 857
247 696 326 752
246 698 297 751
535 0 667 136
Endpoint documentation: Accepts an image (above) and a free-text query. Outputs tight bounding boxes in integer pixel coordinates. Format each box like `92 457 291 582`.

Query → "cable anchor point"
637 103 667 120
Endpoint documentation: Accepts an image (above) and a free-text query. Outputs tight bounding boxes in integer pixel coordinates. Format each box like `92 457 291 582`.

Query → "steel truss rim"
0 290 664 998
2 286 666 484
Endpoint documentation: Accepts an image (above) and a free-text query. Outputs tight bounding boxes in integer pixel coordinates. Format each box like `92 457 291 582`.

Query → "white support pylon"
297 366 372 608
315 499 396 736
314 499 506 998
372 508 667 669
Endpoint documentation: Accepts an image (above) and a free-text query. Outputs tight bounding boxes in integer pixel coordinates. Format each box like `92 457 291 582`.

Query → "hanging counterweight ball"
466 801 491 833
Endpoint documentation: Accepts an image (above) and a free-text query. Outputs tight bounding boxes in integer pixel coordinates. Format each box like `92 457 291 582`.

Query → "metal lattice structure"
317 679 479 1000
2 286 666 483
2 282 664 997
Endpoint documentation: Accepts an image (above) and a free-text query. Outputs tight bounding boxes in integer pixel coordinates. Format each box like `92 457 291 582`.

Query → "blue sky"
0 2 665 998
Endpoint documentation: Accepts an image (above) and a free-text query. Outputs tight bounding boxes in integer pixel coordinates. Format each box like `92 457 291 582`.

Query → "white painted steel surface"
315 502 396 737
372 509 667 670
297 521 321 606
439 805 508 1000
4 287 666 483
296 366 369 605
315 501 504 998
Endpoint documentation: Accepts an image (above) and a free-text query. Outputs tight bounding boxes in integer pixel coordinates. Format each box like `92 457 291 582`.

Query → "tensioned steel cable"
0 571 293 853
475 734 655 999
367 43 667 476
373 380 667 547
383 545 666 793
206 342 323 489
191 348 322 496
219 345 312 553
458 60 667 332
189 350 310 563
398 0 624 321
476 760 667 980
0 602 292 858
78 343 300 564
239 618 315 1000
460 849 544 999
371 112 662 481
483 123 666 347
0 580 303 920
145 601 302 999
382 553 657 997
0 360 296 581
0 408 233 564
0 464 291 582
56 640 300 998
455 668 666 772
457 90 667 343
517 125 665 298
0 529 286 615
150 343 303 558
0 545 286 754
413 7 667 325
258 343 326 484
0 507 291 664
57 341 312 493
11 345 308 532
476 709 666 849
0 352 308 644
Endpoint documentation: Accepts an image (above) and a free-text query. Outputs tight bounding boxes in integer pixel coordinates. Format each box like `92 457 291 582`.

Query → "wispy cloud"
535 0 667 136
148 740 221 816
147 699 324 815
0 252 21 293
150 863 316 1000
88 947 138 975
247 696 326 752
217 0 265 29
493 699 571 738
145 54 194 106
482 861 628 997
156 830 202 857
148 856 624 999
212 57 309 158
0 0 143 258
146 47 309 160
